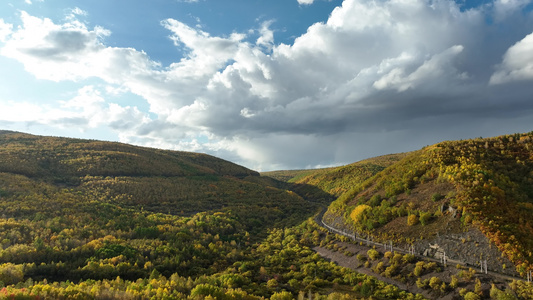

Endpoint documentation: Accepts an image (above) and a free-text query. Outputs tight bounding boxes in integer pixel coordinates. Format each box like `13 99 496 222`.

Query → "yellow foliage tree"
407 214 418 226
350 205 371 224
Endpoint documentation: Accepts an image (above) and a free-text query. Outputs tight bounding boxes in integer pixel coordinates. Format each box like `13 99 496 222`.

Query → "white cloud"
297 0 315 5
490 31 533 84
493 0 532 22
373 45 466 91
66 7 88 21
71 7 87 16
1 1 533 170
0 19 13 42
0 11 115 81
23 0 44 5
256 20 275 50
0 85 150 133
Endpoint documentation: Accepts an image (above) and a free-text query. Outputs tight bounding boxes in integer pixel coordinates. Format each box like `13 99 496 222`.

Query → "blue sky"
1 0 533 171
1 0 342 65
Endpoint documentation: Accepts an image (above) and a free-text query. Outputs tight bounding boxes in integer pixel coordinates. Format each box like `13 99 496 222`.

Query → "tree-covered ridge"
289 154 407 198
0 131 257 183
260 169 326 183
0 131 316 232
325 132 533 274
434 133 533 275
262 154 406 199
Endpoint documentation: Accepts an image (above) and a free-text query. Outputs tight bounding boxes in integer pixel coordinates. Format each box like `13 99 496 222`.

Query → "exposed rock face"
423 243 446 261
415 228 518 276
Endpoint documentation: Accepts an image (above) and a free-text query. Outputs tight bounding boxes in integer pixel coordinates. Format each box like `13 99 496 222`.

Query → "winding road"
312 207 527 284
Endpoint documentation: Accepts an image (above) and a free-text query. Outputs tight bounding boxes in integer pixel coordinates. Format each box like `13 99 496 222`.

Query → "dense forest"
0 130 532 299
0 131 426 299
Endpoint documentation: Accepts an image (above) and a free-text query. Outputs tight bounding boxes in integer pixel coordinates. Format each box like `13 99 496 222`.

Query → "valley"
0 130 531 299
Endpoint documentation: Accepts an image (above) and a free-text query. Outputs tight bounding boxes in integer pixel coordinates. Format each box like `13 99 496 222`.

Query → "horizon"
1 0 533 171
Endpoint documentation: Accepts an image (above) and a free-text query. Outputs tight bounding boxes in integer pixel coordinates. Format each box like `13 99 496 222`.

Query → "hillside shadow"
257 175 336 207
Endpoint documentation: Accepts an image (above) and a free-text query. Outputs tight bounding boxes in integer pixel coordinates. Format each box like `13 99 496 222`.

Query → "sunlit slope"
262 153 406 198
326 132 533 273
0 131 257 182
0 131 315 229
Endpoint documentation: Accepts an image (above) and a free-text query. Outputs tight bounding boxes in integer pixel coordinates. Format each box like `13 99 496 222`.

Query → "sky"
0 0 532 171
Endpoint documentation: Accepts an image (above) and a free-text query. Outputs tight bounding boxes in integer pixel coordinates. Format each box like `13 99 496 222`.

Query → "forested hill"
0 130 258 183
0 130 322 227
317 132 533 275
262 153 407 200
0 130 383 299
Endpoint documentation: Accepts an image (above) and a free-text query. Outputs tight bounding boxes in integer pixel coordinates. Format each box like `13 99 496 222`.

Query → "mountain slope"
262 153 406 203
0 131 318 230
322 132 533 275
0 131 257 182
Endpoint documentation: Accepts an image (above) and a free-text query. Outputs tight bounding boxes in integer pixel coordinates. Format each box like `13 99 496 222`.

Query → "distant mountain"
264 153 407 198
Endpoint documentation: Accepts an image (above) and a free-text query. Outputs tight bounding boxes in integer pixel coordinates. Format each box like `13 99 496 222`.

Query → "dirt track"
314 243 454 299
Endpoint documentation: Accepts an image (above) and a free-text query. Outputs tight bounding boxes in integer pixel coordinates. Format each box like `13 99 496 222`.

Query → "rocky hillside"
325 132 533 276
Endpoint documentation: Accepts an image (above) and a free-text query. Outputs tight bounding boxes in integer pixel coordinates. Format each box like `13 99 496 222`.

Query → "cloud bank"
1 0 533 170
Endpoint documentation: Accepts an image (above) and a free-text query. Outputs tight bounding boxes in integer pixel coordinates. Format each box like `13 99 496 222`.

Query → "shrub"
413 267 423 277
459 288 468 297
382 264 399 278
407 214 418 226
461 213 472 225
431 193 442 202
416 278 428 288
271 291 293 300
402 254 415 264
463 291 481 300
474 278 482 295
369 194 382 207
391 253 403 265
429 277 442 290
356 254 367 262
397 205 407 217
458 268 475 282
419 212 432 226
424 262 437 271
450 275 459 289
367 249 380 261
373 262 385 274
